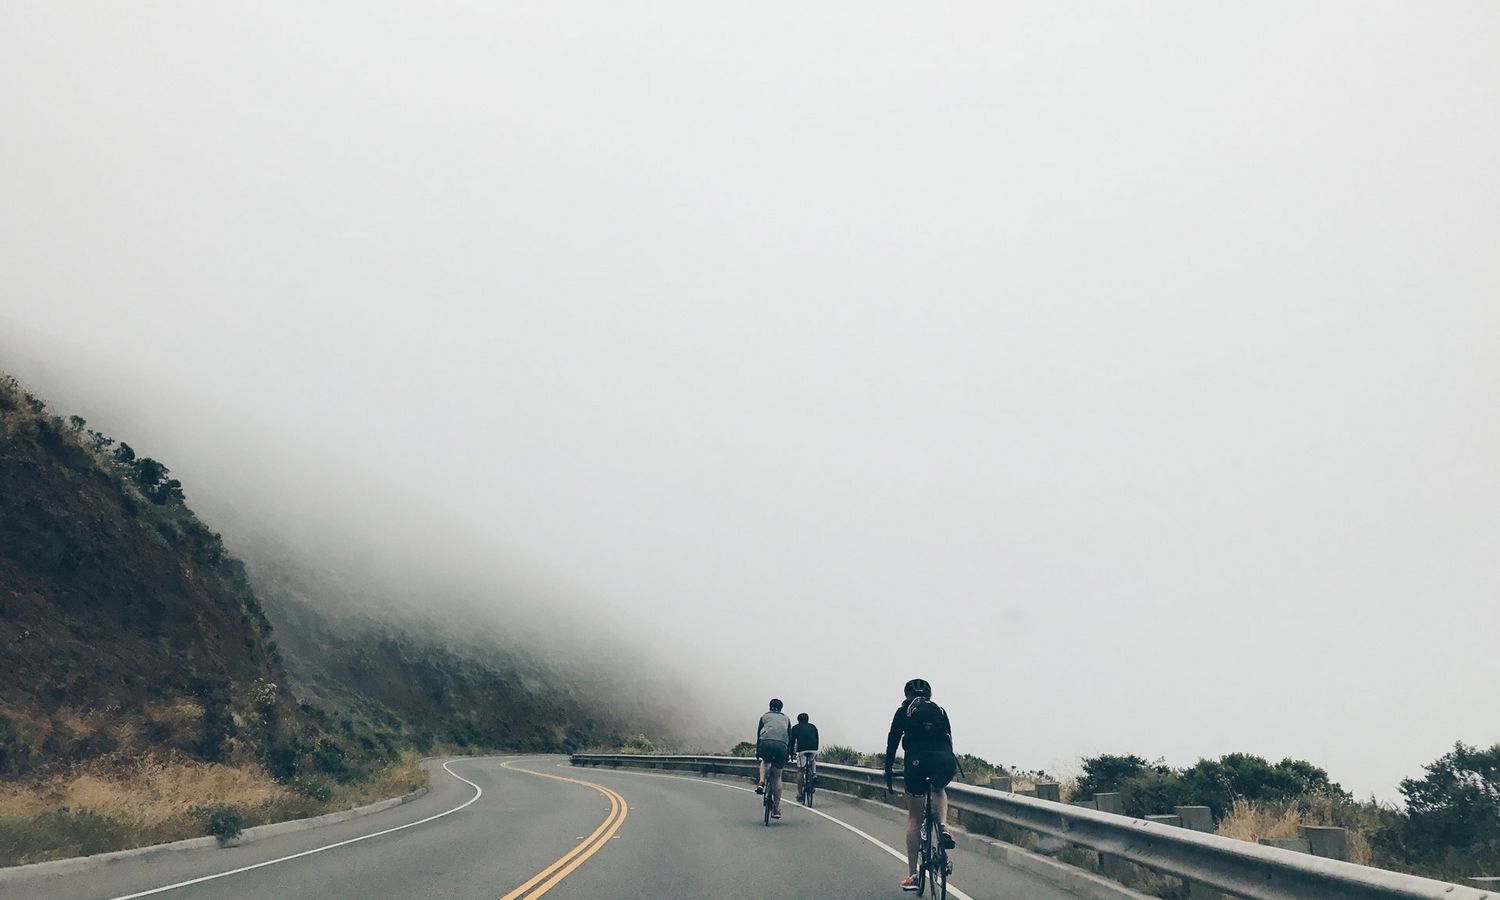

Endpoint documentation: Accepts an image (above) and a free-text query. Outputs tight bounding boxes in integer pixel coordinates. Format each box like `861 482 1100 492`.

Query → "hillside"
0 373 285 773
0 370 684 865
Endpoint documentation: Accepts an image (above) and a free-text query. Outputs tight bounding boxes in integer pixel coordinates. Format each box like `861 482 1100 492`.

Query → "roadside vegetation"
0 751 427 866
703 735 1500 890
1 373 637 867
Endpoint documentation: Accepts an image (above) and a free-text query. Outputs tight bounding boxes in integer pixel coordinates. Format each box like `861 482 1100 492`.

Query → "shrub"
199 805 245 846
195 693 236 762
0 716 32 776
819 745 860 765
1075 754 1152 799
728 741 755 758
292 773 335 802
620 734 658 755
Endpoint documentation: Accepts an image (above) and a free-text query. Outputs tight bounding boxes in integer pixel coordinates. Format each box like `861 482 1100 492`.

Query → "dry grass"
0 757 290 826
1216 797 1373 865
0 752 430 865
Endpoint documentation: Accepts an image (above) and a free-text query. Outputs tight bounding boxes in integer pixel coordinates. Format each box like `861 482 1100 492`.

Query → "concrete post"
1035 782 1061 802
1094 790 1129 879
1172 807 1219 898
1145 814 1182 827
1174 806 1214 832
1099 853 1131 879
988 775 1013 792
1300 826 1349 861
1259 836 1312 853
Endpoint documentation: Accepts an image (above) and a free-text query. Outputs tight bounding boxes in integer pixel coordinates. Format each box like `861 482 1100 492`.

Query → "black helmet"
797 713 809 723
903 678 932 699
769 698 783 711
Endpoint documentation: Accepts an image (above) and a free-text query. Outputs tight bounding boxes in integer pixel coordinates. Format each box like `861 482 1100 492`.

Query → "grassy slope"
0 371 682 865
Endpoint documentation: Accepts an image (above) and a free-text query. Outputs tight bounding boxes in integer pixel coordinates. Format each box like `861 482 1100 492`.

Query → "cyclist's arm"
884 710 904 773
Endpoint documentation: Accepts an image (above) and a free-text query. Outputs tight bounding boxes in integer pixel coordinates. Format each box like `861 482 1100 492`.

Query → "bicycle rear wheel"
763 791 771 826
920 818 941 896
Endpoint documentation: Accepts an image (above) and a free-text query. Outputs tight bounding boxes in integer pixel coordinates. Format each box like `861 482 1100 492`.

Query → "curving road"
7 757 1085 899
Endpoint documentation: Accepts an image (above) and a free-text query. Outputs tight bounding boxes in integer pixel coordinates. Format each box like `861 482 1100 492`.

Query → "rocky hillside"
0 370 681 785
0 374 288 774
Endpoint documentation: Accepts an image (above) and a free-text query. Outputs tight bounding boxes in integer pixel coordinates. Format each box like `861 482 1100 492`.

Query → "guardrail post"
988 775 1013 792
1259 836 1313 853
1173 807 1222 899
1035 782 1061 802
1175 806 1214 832
1299 826 1349 861
1093 792 1123 814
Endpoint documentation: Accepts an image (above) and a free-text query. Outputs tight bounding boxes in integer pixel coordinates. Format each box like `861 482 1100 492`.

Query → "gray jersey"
756 711 791 746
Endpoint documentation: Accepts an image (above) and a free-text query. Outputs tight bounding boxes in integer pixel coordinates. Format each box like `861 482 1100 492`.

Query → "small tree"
1398 742 1500 875
1075 754 1151 799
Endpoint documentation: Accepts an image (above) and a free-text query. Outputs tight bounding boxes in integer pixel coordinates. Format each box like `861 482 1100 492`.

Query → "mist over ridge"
0 324 736 751
2 2 1498 804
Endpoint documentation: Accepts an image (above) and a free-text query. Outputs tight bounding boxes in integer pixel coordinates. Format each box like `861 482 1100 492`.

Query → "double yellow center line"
497 759 629 899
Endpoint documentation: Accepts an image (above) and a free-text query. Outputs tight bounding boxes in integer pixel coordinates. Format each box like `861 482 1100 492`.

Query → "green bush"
1075 754 1152 799
728 741 756 758
198 805 245 846
292 773 335 802
0 715 33 777
819 745 860 765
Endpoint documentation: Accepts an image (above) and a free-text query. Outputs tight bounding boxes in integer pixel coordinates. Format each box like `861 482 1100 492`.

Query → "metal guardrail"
571 754 1492 900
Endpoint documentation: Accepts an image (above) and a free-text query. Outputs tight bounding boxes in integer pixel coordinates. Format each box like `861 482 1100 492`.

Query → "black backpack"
905 697 948 743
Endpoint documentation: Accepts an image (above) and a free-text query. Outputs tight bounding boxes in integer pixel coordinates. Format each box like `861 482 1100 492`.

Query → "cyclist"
884 678 959 892
789 713 820 802
754 698 792 818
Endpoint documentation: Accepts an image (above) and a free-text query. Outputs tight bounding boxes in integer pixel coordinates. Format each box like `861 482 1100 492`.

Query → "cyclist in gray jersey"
754 698 792 818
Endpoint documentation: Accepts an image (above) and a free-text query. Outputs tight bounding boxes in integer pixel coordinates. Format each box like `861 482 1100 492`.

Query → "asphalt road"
7 756 1084 900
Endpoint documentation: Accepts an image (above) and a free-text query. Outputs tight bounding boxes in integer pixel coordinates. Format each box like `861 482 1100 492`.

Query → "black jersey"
789 722 819 754
885 697 953 765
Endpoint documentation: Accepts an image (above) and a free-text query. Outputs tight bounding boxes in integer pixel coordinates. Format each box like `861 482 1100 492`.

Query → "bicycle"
889 773 952 898
797 752 816 807
760 757 783 825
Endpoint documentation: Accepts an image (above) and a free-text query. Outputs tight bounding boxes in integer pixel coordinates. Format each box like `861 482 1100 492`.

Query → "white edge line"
105 758 486 900
564 763 976 900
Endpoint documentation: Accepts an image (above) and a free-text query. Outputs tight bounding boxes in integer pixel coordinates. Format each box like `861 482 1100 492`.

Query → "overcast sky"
3 3 1497 798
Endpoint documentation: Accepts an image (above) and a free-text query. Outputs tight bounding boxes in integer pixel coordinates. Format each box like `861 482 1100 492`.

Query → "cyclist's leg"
904 791 925 875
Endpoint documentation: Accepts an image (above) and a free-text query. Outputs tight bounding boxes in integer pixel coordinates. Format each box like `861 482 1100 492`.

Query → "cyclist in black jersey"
885 678 959 891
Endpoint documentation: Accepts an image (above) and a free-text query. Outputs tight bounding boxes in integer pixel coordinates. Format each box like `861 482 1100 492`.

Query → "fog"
3 3 1498 798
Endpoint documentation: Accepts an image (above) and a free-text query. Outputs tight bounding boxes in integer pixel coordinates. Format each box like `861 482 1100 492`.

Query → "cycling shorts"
904 750 957 796
757 740 789 768
797 750 818 768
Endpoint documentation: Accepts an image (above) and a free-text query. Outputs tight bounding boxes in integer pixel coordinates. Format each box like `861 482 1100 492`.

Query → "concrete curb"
0 785 429 885
613 767 1153 900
